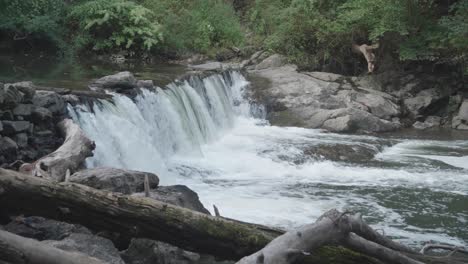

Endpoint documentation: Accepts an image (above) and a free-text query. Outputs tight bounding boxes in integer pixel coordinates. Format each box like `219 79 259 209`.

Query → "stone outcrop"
89 71 137 91
0 82 67 167
452 100 468 130
70 167 159 194
132 185 211 214
249 65 401 133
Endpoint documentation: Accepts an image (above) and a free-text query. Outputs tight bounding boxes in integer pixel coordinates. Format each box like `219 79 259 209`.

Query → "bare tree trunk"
352 44 379 73
20 119 95 181
0 229 105 264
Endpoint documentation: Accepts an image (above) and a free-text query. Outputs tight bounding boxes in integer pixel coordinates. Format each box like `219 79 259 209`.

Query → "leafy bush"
0 0 67 50
140 0 244 54
69 0 163 53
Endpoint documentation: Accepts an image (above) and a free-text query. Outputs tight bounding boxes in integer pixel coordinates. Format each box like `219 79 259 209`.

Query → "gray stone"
32 91 66 115
15 133 28 148
62 94 80 104
255 54 286 70
13 104 33 116
0 120 2 132
0 83 4 104
403 88 446 117
136 80 154 89
3 84 24 106
10 81 35 102
2 120 30 134
43 233 124 264
458 100 468 122
412 116 441 130
70 167 159 194
303 144 377 163
4 216 91 241
121 239 234 264
250 66 401 133
132 185 210 214
0 136 18 157
31 106 53 122
90 71 137 91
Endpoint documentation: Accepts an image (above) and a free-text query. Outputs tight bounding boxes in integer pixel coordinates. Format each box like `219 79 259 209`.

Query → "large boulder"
32 91 66 115
255 54 286 70
121 238 234 264
250 66 401 133
31 106 53 122
12 103 33 117
8 81 35 102
43 233 125 264
413 116 441 130
2 83 24 107
0 136 18 158
70 167 159 194
132 185 210 214
4 216 91 241
403 88 448 117
452 100 468 130
89 71 137 91
1 120 30 134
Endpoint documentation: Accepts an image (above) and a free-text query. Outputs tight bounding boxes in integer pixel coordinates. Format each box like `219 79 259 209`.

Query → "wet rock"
4 216 91 241
255 54 286 70
12 103 33 116
303 144 377 163
458 100 468 122
0 120 2 132
62 94 80 105
133 185 210 214
90 71 137 91
43 233 125 264
403 88 448 117
352 92 400 119
136 80 154 89
121 238 234 264
15 133 28 148
9 81 35 102
31 106 53 122
452 100 468 130
3 83 24 106
1 120 30 134
0 136 18 158
413 116 441 130
0 83 4 105
156 185 210 214
32 91 66 115
70 167 159 194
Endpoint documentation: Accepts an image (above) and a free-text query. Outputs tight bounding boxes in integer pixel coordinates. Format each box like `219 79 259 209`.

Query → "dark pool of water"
0 54 187 90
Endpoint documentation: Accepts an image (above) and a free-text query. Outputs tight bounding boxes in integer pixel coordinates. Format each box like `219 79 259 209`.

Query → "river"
3 56 467 249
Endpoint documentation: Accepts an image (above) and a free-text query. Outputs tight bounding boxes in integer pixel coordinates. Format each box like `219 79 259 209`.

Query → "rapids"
69 71 468 248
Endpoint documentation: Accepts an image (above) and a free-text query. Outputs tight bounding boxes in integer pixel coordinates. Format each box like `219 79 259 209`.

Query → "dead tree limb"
352 43 379 73
421 243 468 256
0 229 105 264
237 209 468 264
32 119 95 181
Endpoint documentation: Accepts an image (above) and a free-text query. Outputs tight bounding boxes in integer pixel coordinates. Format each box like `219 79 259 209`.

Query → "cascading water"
70 71 468 248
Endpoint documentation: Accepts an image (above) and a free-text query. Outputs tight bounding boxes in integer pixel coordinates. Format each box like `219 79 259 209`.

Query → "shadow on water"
0 54 187 90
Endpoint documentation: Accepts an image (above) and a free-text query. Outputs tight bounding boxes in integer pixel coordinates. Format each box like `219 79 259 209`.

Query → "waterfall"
69 71 263 179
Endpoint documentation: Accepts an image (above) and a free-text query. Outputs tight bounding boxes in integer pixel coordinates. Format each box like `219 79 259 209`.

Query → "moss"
300 246 381 264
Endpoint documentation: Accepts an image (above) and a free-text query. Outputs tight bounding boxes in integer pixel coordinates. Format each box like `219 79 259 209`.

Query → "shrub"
69 0 163 53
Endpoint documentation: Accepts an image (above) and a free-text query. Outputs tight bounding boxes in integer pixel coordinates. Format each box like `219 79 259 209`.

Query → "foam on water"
70 71 468 248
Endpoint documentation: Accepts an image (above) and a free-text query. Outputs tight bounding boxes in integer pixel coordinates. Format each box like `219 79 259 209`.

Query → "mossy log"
1 170 464 263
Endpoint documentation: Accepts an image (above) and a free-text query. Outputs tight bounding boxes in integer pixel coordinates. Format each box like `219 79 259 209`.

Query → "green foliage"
0 0 67 50
140 0 244 54
69 0 163 53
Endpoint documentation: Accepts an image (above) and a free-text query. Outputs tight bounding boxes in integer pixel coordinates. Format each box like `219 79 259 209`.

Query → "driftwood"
352 43 379 73
0 170 466 264
0 169 377 263
237 210 467 264
31 119 95 181
0 229 105 264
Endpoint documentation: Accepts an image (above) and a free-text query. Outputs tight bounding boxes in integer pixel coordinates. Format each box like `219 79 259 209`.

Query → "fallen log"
0 229 105 264
0 169 377 263
1 170 465 264
31 119 95 181
237 210 467 264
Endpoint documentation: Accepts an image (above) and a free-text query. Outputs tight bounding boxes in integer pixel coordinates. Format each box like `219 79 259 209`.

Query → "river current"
69 71 468 248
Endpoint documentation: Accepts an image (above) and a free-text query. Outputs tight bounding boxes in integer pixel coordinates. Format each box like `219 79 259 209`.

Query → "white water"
70 71 468 248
